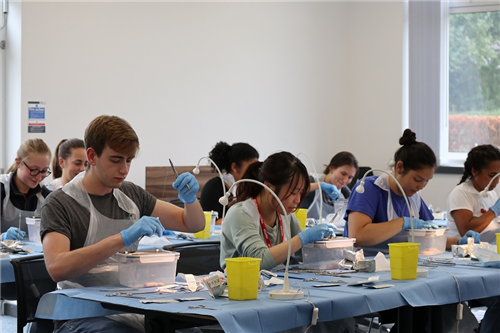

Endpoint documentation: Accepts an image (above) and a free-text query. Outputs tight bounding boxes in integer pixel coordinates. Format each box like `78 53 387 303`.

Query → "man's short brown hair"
84 115 139 157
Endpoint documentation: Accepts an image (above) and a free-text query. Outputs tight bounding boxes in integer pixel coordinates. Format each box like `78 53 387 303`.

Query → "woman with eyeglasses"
0 138 52 241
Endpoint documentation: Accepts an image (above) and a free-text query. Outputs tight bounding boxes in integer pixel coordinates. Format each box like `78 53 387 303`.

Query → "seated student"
41 115 206 333
221 151 353 333
301 151 358 220
448 144 500 242
200 141 259 222
345 129 485 332
46 138 88 191
447 144 500 333
220 151 334 270
1 138 52 241
344 129 479 256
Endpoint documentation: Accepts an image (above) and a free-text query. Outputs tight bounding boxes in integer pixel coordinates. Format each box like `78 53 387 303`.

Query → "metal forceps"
169 159 190 190
188 305 219 310
302 277 346 283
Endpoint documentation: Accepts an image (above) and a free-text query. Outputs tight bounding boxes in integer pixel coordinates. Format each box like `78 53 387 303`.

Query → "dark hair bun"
399 128 417 146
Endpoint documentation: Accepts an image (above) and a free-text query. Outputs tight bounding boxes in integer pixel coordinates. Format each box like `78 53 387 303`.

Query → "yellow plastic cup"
388 242 420 280
194 212 212 239
496 233 500 254
294 208 307 231
225 257 261 300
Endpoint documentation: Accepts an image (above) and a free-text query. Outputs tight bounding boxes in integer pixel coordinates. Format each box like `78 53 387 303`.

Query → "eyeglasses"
22 161 52 178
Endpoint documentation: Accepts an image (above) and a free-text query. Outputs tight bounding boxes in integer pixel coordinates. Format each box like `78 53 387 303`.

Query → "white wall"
4 1 457 210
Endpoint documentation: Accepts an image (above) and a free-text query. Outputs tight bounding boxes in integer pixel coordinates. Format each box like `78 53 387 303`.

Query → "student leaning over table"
447 144 500 333
447 144 500 242
1 138 52 241
200 141 259 223
220 151 355 333
301 151 358 220
40 115 205 333
344 129 480 256
344 129 485 332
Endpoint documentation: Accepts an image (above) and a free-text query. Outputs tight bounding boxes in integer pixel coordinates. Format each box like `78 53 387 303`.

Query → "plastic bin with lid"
115 250 180 288
302 237 355 269
406 228 447 255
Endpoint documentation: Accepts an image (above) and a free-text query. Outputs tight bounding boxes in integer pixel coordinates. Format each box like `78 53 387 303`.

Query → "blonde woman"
1 138 52 240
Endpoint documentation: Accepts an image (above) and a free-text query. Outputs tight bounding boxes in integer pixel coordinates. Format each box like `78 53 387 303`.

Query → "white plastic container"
115 250 180 288
302 237 356 269
406 228 447 255
25 217 41 243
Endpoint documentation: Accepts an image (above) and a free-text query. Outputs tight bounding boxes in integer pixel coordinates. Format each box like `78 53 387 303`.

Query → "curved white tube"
194 157 226 221
356 168 415 243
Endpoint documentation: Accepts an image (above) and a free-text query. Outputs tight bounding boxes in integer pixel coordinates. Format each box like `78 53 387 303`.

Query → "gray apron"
59 172 140 289
0 173 44 233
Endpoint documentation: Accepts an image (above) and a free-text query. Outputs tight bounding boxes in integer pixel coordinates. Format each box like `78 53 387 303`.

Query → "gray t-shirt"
40 181 156 250
221 199 303 270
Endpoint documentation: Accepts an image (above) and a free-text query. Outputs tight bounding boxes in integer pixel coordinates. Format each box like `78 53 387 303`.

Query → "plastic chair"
348 166 373 190
10 254 57 333
163 240 221 275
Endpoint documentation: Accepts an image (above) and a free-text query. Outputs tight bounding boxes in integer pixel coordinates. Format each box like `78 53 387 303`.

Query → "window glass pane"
448 10 500 153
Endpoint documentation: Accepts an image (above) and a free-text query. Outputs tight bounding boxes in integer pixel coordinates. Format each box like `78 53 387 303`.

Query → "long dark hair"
393 129 436 172
459 144 500 185
237 151 310 208
208 141 259 173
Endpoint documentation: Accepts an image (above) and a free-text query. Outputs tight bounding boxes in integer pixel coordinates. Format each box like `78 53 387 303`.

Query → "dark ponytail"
51 138 85 179
237 151 310 207
459 144 500 185
208 141 259 173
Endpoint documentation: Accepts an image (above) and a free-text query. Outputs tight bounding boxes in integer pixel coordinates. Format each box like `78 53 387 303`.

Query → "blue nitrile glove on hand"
1 227 26 241
299 224 335 246
489 197 500 216
458 230 481 245
320 182 340 201
402 217 439 230
120 216 165 247
173 172 200 204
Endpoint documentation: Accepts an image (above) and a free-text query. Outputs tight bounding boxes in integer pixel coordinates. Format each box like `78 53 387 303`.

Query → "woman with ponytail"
1 139 51 240
220 151 334 271
47 138 87 190
447 145 500 333
344 129 477 256
447 144 500 241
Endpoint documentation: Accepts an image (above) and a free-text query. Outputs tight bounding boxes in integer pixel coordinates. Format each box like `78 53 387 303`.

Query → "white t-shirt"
447 179 500 239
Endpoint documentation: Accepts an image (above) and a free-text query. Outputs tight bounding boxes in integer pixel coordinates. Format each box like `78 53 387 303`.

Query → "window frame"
409 1 500 171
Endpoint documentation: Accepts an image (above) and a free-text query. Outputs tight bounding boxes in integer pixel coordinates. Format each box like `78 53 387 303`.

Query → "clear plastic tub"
302 237 355 269
26 217 41 243
406 228 447 255
115 250 180 288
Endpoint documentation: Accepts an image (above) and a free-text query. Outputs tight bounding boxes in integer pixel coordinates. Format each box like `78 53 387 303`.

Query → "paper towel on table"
374 252 391 271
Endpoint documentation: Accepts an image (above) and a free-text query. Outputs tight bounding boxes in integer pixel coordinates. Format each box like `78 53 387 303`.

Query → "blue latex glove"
173 172 200 204
320 182 340 201
299 224 335 246
1 227 26 241
458 230 481 245
489 197 500 216
402 217 439 230
120 216 165 247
